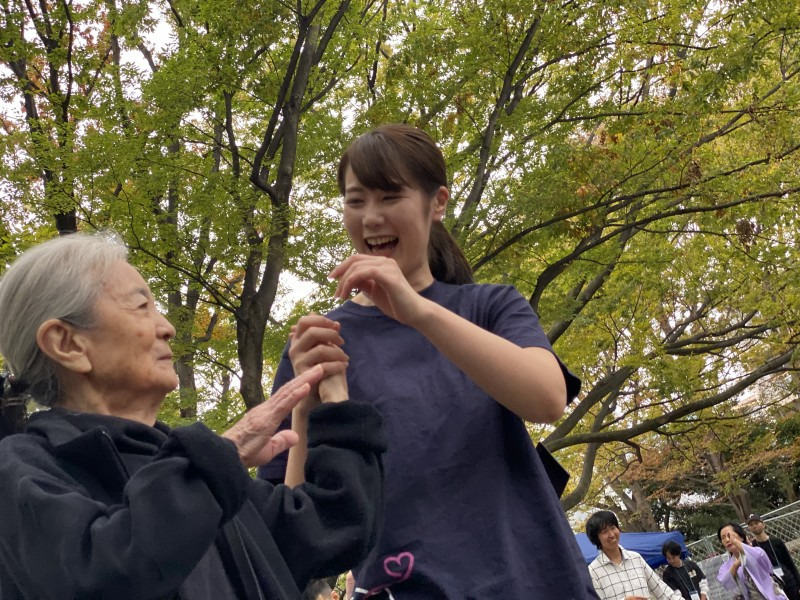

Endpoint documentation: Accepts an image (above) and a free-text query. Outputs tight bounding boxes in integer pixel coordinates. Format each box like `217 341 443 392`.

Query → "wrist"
405 295 439 330
319 376 348 403
292 406 312 424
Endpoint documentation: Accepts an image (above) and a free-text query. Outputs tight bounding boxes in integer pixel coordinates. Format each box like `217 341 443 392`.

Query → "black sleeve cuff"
307 402 387 453
559 361 581 403
163 423 250 519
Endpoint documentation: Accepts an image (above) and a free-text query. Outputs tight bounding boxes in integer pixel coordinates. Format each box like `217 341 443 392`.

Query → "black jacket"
0 402 385 599
755 536 800 588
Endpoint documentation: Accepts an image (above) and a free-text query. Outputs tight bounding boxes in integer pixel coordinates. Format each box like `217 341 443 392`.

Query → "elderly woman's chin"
140 361 179 404
157 366 179 396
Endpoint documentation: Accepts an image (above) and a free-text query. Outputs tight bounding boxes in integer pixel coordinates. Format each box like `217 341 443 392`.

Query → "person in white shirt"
586 511 683 600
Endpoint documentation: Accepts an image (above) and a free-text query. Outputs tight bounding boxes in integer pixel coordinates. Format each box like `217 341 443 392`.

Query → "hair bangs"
340 133 412 193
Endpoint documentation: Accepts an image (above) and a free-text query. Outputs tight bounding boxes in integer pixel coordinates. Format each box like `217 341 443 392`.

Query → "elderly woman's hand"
222 365 325 467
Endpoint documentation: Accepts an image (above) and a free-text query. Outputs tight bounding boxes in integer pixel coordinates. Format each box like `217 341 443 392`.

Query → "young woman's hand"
329 255 430 326
288 313 349 415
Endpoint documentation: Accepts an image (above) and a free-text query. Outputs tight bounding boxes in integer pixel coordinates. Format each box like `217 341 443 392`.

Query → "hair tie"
1 372 27 403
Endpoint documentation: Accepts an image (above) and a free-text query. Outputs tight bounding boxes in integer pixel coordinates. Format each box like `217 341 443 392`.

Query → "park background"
2 0 800 565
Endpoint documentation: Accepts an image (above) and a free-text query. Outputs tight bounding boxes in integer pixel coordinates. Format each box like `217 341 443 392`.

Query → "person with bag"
0 233 386 600
662 540 709 600
718 522 788 600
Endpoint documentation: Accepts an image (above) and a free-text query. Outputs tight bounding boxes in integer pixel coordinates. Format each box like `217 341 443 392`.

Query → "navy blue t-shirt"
261 281 596 599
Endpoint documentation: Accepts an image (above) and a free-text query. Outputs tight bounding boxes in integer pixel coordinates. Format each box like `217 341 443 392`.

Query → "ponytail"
428 221 473 285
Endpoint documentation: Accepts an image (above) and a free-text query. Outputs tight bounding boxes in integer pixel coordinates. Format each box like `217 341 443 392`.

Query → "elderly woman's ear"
36 319 92 374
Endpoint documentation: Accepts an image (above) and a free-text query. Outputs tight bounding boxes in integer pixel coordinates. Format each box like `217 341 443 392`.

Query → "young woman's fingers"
318 360 349 376
289 326 345 356
333 262 388 299
328 254 362 280
290 344 349 373
292 313 340 337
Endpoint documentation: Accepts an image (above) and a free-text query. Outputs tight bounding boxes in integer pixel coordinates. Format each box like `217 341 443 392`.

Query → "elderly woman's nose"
158 313 176 339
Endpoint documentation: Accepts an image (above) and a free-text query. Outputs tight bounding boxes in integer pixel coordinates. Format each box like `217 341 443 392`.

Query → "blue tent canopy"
575 531 688 568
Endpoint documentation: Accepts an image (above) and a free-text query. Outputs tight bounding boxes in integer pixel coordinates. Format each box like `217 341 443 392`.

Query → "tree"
2 0 800 521
1 0 393 423
332 0 800 512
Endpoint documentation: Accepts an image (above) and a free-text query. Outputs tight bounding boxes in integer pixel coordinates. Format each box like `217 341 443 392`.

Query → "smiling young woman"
262 124 597 599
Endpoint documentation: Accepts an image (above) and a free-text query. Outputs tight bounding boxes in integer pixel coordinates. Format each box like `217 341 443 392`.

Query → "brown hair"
338 124 473 285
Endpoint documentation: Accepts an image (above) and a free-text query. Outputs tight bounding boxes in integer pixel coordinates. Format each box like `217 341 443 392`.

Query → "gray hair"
0 232 128 406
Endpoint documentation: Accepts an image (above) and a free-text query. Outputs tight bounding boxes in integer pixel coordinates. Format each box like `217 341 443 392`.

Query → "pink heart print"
383 551 414 581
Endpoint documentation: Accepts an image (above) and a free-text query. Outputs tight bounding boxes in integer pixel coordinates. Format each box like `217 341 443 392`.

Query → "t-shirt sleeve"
483 285 581 402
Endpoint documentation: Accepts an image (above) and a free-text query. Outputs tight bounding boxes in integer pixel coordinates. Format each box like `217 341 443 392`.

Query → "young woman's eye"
345 197 363 206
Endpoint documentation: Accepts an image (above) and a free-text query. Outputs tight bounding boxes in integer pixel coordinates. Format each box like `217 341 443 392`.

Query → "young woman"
265 124 596 599
717 522 788 600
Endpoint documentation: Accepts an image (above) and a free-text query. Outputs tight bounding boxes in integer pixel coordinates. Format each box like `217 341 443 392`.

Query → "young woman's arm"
410 299 566 422
331 255 568 423
284 315 349 486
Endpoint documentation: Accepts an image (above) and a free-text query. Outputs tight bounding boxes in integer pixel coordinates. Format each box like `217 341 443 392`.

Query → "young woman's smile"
342 167 447 291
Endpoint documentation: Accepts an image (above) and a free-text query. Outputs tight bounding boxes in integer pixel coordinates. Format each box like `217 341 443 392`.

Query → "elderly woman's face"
719 526 743 554
78 260 178 403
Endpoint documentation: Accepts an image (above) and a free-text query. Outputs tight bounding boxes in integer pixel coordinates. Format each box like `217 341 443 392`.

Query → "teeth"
366 236 397 246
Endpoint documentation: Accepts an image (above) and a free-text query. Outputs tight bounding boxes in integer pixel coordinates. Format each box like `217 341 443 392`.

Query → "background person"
749 514 800 600
661 539 709 600
0 233 386 600
586 510 683 600
717 522 788 600
303 579 340 600
262 124 597 599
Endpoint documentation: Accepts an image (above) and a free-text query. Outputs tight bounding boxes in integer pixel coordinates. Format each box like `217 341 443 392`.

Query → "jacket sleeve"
245 401 386 585
717 555 741 593
0 423 250 600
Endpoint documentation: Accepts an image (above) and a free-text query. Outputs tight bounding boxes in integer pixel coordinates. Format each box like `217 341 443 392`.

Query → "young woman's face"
342 167 447 289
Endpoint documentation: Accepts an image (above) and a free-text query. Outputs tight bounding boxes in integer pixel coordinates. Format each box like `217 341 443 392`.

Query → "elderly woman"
717 522 788 600
0 233 386 600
